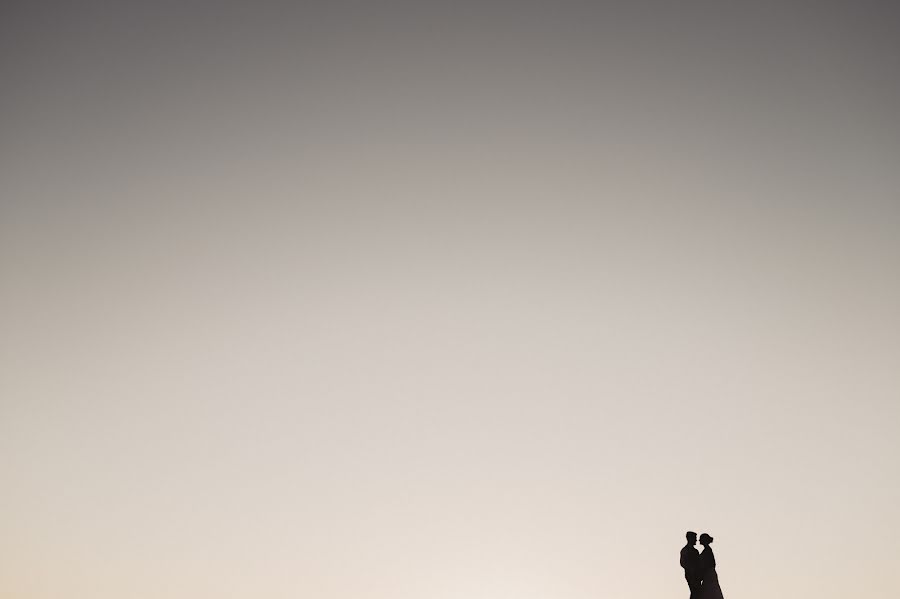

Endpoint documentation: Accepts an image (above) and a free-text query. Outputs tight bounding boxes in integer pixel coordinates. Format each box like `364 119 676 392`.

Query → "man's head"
686 531 697 545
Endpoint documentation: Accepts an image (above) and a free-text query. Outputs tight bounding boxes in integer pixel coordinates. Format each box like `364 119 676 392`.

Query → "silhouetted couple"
680 531 724 599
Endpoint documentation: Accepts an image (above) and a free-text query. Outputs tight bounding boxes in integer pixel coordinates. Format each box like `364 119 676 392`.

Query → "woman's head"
699 533 714 545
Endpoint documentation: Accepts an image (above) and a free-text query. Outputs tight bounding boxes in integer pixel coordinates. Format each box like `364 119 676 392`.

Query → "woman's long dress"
698 548 725 599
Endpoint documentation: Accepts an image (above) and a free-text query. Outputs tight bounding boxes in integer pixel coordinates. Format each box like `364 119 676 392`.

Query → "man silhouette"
680 531 701 599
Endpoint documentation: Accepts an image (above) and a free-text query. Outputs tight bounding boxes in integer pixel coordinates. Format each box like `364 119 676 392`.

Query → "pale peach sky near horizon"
2 2 899 598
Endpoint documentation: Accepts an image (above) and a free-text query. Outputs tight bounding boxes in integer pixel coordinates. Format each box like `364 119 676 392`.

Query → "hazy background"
2 2 899 598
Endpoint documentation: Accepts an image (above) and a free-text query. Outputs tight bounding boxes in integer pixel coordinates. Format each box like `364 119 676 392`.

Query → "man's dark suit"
680 543 702 599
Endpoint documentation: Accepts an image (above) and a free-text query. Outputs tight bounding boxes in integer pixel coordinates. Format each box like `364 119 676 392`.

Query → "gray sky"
2 2 899 598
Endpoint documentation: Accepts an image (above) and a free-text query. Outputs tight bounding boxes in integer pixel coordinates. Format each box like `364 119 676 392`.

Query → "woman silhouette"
698 533 725 599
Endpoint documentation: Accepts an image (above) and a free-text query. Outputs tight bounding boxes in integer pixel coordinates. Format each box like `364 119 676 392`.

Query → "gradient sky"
2 2 899 598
